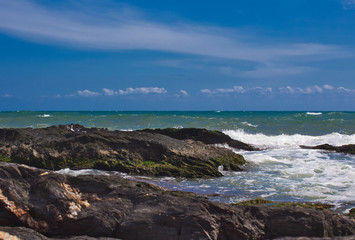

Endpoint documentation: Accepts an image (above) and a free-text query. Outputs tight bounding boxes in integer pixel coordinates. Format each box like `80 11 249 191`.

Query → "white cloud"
202 84 355 95
279 85 324 94
1 94 12 98
322 84 334 90
251 87 273 93
336 86 355 93
102 88 118 96
118 87 167 95
0 0 346 64
179 90 189 96
201 86 246 94
77 89 101 97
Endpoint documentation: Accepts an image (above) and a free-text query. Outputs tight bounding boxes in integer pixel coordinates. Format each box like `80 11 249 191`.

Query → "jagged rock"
0 125 246 178
0 162 354 240
300 144 355 155
141 127 259 151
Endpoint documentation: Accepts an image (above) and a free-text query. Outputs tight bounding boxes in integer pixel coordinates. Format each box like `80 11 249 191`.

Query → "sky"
0 0 355 111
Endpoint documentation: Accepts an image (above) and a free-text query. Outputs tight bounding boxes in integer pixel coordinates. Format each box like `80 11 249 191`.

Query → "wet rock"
0 125 246 178
141 127 259 151
0 162 354 240
300 144 355 155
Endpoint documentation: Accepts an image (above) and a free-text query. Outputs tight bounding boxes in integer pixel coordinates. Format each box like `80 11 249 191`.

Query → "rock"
233 198 335 210
346 208 355 219
0 226 121 239
275 236 355 240
300 144 355 155
141 128 259 151
0 125 246 178
0 162 354 240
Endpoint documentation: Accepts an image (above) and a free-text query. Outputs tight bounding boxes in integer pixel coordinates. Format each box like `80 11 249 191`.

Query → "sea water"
1 111 354 211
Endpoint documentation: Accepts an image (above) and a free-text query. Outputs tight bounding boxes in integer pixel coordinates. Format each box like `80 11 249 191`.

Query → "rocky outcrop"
0 162 354 240
0 125 246 178
141 127 259 151
300 144 355 155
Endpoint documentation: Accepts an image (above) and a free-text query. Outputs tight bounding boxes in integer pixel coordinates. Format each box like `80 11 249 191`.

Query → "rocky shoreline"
0 125 354 239
0 162 354 239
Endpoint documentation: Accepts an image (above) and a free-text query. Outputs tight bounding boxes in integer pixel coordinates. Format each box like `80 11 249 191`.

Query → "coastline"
0 124 354 239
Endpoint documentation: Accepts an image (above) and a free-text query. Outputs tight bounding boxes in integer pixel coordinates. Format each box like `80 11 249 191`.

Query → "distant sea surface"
1 111 355 211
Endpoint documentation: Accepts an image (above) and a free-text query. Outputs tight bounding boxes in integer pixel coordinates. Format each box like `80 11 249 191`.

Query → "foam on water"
306 112 323 116
241 121 258 128
224 129 355 147
220 129 355 210
37 114 51 118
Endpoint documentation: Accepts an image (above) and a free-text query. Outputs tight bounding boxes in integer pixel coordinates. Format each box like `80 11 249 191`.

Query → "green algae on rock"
0 125 246 178
232 198 334 211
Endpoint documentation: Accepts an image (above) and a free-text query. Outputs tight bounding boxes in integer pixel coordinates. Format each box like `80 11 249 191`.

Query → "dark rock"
300 144 355 155
0 162 354 240
0 226 121 239
0 125 246 178
140 128 259 151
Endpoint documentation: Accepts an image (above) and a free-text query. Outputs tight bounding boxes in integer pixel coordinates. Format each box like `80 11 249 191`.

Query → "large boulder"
0 162 354 240
0 125 246 178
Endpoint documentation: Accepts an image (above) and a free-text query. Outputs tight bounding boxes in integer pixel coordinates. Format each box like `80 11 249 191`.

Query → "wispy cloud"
202 84 355 95
72 87 168 97
0 0 346 64
342 0 355 9
102 88 118 96
201 86 246 94
1 94 12 98
179 90 189 96
117 87 167 95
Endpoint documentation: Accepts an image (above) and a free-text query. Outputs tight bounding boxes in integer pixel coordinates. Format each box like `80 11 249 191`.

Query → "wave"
306 112 322 116
37 114 51 118
241 121 258 128
224 129 355 148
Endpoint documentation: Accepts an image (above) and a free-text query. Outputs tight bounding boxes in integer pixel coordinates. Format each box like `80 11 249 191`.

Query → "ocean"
1 111 354 212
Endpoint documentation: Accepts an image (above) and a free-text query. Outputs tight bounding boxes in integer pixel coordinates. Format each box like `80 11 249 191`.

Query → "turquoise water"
1 111 355 211
0 111 354 135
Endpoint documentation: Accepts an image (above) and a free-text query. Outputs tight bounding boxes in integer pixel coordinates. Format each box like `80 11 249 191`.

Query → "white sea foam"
241 121 258 128
220 129 355 206
224 129 355 148
306 112 322 115
229 147 355 205
37 114 51 118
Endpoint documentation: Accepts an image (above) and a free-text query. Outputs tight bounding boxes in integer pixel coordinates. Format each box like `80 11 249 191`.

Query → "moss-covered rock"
0 125 246 178
232 198 334 210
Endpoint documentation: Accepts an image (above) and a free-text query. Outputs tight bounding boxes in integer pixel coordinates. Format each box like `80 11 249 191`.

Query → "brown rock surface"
0 162 354 240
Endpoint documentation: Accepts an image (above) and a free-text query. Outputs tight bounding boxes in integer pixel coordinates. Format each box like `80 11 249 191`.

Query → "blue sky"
0 0 355 111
